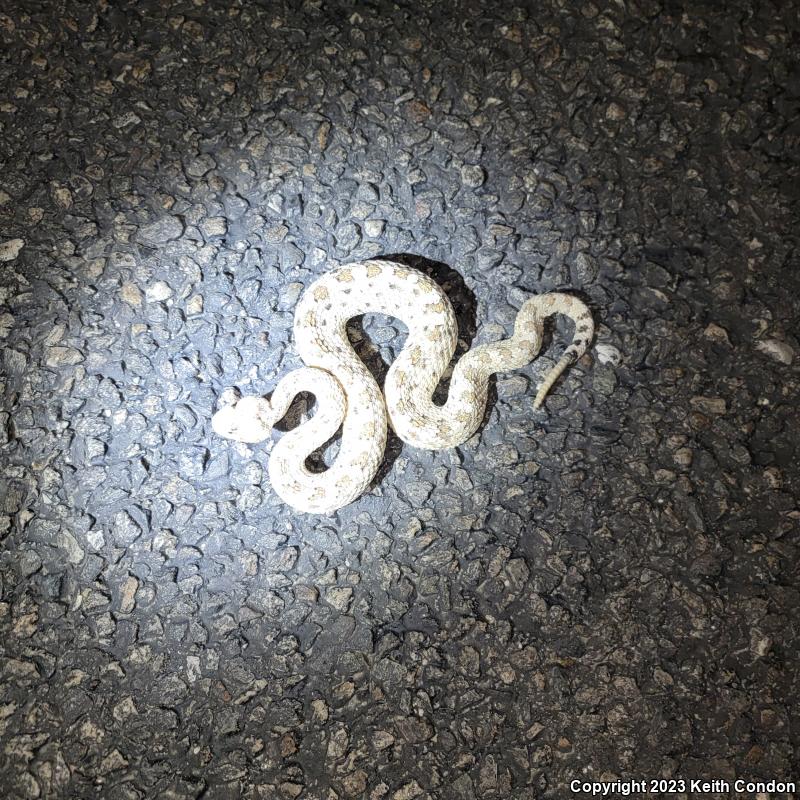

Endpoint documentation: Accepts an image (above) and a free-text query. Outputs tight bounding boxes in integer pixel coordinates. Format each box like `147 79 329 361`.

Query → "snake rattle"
212 259 594 514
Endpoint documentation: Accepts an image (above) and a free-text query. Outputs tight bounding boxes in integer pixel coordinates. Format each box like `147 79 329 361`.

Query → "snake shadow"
350 253 499 490
294 255 508 485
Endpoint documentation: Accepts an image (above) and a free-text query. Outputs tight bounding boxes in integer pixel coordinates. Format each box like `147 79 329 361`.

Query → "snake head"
211 396 276 443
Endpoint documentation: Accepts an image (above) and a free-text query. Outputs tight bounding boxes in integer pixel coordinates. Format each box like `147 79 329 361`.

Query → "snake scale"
211 259 594 514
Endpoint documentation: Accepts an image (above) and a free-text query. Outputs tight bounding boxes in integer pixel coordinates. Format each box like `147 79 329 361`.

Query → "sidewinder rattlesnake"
211 259 594 514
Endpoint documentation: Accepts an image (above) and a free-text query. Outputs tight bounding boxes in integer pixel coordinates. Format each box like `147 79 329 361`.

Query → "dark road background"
0 1 798 798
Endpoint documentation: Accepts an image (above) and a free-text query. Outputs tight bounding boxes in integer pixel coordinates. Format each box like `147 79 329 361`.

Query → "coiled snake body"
212 260 594 514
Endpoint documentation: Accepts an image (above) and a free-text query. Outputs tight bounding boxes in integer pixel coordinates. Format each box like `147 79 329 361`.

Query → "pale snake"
211 259 594 514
